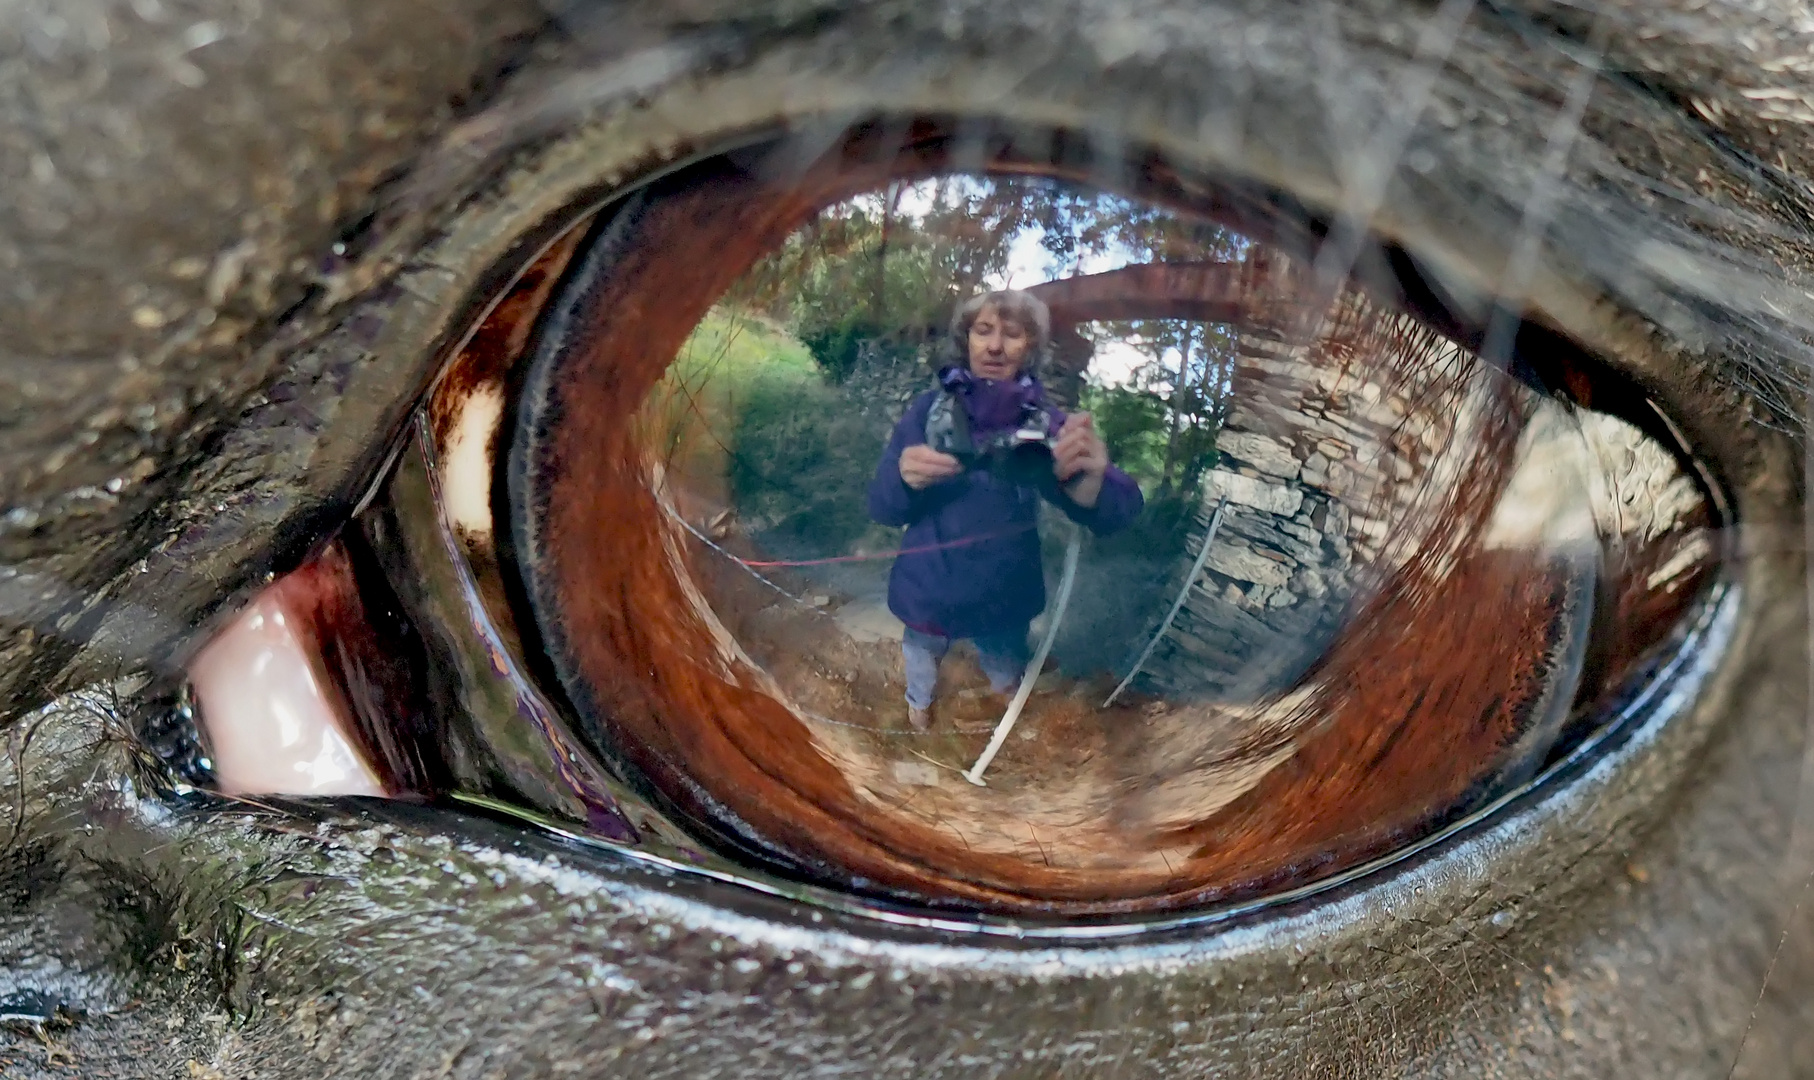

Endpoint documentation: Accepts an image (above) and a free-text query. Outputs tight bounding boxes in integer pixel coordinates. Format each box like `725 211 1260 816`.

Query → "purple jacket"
867 387 1144 639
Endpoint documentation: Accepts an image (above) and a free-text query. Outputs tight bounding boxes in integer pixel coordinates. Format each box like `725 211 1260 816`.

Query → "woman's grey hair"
947 289 1052 373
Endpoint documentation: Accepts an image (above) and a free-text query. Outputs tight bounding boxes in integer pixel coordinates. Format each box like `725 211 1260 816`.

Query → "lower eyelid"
188 582 386 798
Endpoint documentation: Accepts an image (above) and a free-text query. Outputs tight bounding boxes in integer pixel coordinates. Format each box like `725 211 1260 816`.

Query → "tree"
714 174 1242 516
724 176 1050 379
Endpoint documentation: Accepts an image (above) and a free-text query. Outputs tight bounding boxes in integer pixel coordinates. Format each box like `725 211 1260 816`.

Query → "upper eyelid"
94 31 1766 758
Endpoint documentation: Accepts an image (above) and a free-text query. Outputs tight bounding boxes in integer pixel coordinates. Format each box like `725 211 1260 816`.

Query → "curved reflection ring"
493 121 1720 915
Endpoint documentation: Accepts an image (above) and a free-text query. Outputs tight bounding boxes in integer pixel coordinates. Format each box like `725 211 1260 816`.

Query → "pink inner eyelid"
187 582 385 798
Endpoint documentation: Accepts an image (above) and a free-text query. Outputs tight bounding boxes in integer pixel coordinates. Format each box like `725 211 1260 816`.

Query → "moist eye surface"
181 118 1725 921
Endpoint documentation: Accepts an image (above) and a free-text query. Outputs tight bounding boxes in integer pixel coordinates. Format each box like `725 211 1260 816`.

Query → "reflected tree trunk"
871 181 901 322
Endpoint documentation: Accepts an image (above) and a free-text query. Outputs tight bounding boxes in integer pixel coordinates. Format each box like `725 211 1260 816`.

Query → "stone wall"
836 341 936 429
823 265 1508 706
1135 298 1493 701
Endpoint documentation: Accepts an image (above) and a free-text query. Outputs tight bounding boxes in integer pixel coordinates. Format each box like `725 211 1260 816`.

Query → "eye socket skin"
2 1 1812 1077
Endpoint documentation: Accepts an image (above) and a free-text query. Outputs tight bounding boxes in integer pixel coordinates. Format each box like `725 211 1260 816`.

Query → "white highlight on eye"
188 590 385 797
1484 407 1599 551
442 384 505 538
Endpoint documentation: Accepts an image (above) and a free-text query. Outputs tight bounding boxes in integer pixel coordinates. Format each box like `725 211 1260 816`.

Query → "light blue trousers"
901 625 1031 709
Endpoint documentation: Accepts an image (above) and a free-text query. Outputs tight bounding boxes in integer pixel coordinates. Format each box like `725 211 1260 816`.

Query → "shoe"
908 706 932 732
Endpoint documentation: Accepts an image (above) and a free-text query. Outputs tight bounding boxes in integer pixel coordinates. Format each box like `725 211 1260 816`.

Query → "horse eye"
169 119 1725 920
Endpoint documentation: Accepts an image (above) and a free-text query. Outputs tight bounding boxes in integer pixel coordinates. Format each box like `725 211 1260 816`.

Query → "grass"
670 308 820 402
646 307 890 555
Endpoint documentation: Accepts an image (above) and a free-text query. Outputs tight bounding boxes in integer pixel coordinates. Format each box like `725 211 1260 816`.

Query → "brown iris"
491 120 1720 915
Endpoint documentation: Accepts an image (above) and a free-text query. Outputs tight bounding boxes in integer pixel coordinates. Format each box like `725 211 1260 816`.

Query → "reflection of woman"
868 290 1144 731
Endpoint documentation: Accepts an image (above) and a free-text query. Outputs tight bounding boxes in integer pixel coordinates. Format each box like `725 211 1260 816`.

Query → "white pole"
1101 495 1229 709
963 526 1082 787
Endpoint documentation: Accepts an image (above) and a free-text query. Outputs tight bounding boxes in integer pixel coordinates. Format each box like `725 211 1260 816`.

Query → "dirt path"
686 523 1287 875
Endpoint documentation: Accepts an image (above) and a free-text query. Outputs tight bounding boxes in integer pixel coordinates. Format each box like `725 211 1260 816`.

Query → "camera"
923 379 1067 487
959 408 1061 487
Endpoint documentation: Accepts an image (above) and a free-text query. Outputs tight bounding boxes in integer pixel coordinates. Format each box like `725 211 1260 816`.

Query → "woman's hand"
900 444 963 489
1053 413 1109 508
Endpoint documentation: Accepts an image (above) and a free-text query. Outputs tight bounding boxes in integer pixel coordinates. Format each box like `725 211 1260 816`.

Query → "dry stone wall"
1136 298 1494 701
838 341 936 428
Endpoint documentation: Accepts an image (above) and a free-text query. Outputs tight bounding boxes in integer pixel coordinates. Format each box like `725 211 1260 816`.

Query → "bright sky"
982 213 1170 390
1089 339 1155 387
983 226 1053 290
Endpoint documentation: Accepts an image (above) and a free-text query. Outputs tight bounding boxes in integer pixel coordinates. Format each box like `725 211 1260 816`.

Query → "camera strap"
923 387 976 459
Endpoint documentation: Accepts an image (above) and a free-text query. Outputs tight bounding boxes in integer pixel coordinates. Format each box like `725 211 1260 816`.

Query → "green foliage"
730 179 1054 382
1086 375 1220 499
1078 319 1229 499
796 317 918 383
727 365 885 552
678 174 1249 557
1083 383 1170 485
666 308 819 393
1036 187 1243 274
652 309 887 554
